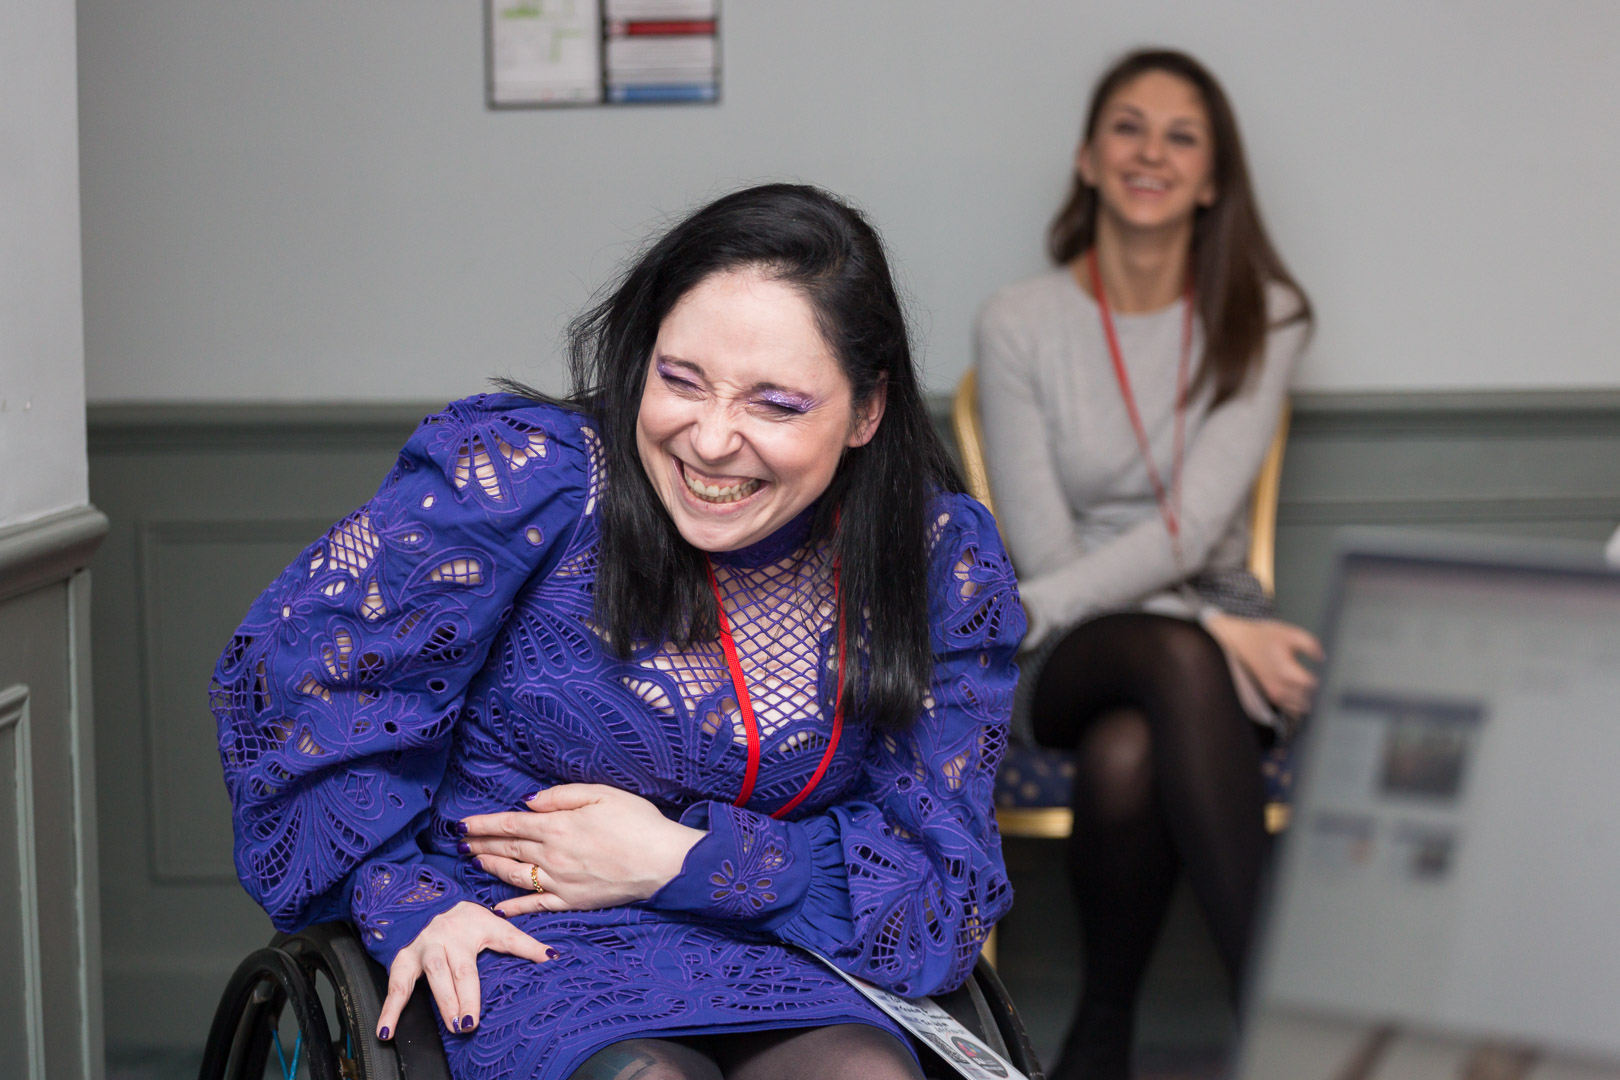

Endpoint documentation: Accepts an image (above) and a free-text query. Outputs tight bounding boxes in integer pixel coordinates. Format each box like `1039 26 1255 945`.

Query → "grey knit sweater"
974 268 1306 649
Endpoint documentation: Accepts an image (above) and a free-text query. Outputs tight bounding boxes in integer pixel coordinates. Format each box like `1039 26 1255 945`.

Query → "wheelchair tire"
971 956 1043 1079
275 923 452 1080
197 945 343 1080
274 923 404 1080
198 922 454 1080
924 956 1043 1080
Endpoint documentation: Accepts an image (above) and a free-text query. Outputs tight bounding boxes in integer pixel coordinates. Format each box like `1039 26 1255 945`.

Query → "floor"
107 1044 203 1080
106 838 1234 1080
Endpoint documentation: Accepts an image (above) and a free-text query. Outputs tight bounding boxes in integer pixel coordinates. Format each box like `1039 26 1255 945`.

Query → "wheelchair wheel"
196 944 347 1080
970 955 1042 1079
926 956 1043 1080
198 924 409 1080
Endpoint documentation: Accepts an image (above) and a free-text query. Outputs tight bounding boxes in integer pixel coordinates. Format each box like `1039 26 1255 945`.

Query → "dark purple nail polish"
545 947 559 960
450 1017 460 1033
493 907 509 918
378 1027 391 1041
453 820 469 836
462 1015 475 1031
526 791 543 803
456 840 471 855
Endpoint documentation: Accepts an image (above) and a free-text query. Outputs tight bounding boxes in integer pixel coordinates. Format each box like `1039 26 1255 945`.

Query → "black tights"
565 1023 923 1080
1031 613 1268 1080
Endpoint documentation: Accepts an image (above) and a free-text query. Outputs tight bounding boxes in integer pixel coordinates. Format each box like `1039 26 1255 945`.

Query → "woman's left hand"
1203 613 1325 719
459 784 705 916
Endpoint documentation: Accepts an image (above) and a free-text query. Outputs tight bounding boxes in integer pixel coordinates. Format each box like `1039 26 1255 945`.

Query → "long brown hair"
1048 48 1311 406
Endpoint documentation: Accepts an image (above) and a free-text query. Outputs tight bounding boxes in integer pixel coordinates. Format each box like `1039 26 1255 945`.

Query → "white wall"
77 1 1620 403
3 0 88 523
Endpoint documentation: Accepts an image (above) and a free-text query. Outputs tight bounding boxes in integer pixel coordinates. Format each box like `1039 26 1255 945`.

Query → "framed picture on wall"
486 0 720 108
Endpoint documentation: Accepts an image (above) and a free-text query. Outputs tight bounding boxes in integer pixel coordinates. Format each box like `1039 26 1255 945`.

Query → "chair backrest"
951 368 997 519
950 369 1290 597
1246 400 1290 596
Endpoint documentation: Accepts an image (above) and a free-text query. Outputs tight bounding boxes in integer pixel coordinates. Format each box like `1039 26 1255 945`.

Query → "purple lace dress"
211 395 1023 1080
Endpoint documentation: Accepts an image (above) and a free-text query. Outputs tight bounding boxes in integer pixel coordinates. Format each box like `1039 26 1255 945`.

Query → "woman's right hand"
1203 613 1324 718
375 900 558 1041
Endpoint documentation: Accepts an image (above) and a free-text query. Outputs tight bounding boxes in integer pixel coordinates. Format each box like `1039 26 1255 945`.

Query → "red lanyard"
704 558 846 819
1088 247 1194 568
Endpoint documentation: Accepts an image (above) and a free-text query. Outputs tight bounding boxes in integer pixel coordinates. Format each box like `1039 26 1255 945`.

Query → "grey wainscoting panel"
89 404 426 1048
1273 391 1620 633
86 392 1620 1051
138 517 348 882
0 506 109 1080
0 684 45 1080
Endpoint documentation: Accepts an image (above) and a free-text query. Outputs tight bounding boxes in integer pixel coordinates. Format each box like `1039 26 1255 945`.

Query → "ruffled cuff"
772 811 856 952
648 801 816 929
349 856 469 967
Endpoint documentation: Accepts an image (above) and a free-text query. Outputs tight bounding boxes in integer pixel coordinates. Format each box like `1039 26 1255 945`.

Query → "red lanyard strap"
705 558 846 819
1088 247 1194 561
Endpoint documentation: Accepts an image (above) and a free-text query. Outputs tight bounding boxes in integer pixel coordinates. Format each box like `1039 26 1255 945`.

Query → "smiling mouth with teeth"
681 462 763 504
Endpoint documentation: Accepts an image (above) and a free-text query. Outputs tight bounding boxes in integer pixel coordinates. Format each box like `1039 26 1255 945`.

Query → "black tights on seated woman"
1032 613 1269 1080
566 1023 923 1080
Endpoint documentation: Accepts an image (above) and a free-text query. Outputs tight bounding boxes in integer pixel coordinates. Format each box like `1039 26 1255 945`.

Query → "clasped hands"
375 784 704 1042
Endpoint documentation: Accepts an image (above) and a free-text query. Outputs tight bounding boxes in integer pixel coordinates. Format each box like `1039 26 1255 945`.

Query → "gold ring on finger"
529 864 545 894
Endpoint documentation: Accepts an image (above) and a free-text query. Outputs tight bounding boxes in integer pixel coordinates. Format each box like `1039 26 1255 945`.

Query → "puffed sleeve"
648 495 1023 996
210 395 590 965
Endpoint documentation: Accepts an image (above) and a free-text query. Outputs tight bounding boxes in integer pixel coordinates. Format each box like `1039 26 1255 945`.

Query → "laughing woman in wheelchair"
211 184 1023 1080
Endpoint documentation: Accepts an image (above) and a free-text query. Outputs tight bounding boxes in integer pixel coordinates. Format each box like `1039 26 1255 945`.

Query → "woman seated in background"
975 49 1322 1080
213 183 1022 1080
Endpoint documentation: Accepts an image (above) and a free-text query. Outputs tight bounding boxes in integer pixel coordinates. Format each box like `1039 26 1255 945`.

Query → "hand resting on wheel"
375 900 557 1041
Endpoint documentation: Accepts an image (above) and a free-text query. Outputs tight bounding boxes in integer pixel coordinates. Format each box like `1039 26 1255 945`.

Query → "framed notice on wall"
487 0 720 108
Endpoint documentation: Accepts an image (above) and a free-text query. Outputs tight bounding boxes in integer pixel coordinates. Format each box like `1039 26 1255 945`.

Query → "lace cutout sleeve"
650 495 1024 997
210 395 587 963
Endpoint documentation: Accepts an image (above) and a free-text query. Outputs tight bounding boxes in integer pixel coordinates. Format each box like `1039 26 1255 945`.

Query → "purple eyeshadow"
655 359 813 413
757 390 815 413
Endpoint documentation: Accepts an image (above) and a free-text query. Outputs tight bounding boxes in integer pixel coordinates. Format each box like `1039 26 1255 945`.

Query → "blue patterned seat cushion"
995 740 1295 810
994 742 1076 808
1259 742 1294 806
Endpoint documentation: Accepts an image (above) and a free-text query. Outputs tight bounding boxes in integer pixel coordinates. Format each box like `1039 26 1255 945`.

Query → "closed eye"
755 398 811 416
657 367 703 396
752 388 816 416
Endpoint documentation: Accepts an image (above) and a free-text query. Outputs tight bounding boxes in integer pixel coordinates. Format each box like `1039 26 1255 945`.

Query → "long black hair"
506 183 962 730
1048 48 1312 405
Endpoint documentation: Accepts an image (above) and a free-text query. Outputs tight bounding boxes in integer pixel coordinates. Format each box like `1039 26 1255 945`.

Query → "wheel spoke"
270 1024 303 1080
